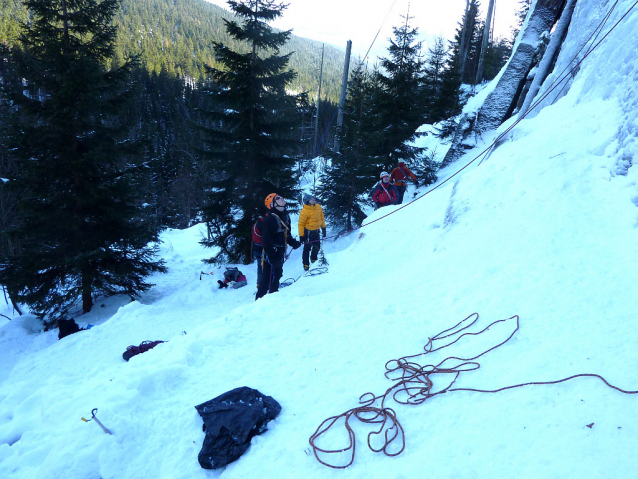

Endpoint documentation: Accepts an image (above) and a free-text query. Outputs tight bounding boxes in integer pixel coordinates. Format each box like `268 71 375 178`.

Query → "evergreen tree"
481 37 512 81
198 0 305 264
433 53 463 134
374 12 428 169
316 67 379 231
423 36 449 123
0 0 166 325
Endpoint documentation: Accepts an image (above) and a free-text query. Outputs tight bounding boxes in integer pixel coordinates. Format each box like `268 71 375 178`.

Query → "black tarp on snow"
195 386 281 469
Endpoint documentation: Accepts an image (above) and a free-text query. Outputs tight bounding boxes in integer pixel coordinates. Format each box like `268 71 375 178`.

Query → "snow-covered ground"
1 0 638 477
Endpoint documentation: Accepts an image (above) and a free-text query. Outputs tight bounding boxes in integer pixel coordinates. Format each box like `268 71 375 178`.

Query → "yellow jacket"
298 204 326 236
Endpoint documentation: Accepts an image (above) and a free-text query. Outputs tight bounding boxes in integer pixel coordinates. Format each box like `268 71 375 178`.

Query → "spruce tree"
198 0 304 264
423 36 449 123
374 12 428 171
0 0 166 325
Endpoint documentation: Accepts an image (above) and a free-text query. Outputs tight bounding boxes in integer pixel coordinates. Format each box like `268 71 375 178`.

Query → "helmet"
380 171 389 179
264 193 277 209
302 193 313 205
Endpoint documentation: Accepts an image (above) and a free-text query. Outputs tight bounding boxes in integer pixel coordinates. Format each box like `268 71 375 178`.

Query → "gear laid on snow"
199 271 214 280
122 340 165 361
195 387 281 470
81 408 112 435
58 318 85 340
280 266 328 288
217 267 247 289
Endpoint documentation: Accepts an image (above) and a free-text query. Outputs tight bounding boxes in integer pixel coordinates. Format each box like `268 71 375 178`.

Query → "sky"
3 0 638 477
204 0 521 60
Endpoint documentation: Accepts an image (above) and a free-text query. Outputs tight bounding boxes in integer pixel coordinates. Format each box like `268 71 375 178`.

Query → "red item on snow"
122 340 166 361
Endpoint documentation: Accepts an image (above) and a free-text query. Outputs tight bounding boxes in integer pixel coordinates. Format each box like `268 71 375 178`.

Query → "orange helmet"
264 193 278 209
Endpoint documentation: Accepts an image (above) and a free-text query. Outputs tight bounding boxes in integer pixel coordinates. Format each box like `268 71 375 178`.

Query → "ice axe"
81 408 112 435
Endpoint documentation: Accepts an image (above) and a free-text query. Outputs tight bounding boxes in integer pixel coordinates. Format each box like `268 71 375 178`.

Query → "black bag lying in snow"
58 318 85 340
195 386 281 469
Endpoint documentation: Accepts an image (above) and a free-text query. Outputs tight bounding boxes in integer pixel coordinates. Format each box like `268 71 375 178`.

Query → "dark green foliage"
198 0 304 264
481 37 512 81
0 0 346 101
111 0 345 100
128 68 209 230
0 0 166 325
429 2 511 126
373 13 428 170
317 68 379 231
0 0 27 45
511 0 533 42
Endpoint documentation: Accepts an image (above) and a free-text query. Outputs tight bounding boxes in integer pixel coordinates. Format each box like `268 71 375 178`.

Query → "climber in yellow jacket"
298 194 326 271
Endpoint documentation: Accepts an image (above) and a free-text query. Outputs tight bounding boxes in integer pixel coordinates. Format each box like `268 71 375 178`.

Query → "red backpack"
252 214 267 247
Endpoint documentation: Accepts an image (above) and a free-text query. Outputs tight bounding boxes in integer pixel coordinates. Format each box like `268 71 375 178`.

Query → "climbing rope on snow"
280 266 329 288
309 313 638 469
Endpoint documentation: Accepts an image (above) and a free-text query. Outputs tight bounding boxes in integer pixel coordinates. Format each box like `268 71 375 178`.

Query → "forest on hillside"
0 0 346 99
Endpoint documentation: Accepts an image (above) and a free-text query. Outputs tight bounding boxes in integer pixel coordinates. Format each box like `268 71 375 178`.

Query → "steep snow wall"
518 0 638 173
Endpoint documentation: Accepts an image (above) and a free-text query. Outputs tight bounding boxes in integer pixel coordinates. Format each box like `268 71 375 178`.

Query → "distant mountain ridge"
0 0 347 101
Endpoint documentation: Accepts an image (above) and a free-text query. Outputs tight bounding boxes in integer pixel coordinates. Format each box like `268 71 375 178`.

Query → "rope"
280 266 329 288
309 313 638 468
305 0 638 249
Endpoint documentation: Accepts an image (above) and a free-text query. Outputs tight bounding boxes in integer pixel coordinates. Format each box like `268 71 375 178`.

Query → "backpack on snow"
223 267 242 282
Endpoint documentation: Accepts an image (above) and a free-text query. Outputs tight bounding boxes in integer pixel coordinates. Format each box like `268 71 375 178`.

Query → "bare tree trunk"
459 0 477 82
475 0 496 85
82 269 93 313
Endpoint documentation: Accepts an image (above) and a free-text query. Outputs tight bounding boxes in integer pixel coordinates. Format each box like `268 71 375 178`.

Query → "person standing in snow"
298 194 326 271
390 160 418 205
372 172 398 209
255 193 301 300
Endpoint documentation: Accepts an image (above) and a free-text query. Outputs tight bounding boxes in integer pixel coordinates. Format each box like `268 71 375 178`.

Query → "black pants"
302 229 321 267
395 185 407 204
255 247 283 300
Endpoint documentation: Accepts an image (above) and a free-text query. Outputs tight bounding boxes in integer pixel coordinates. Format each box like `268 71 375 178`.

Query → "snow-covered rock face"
475 0 564 133
447 0 638 165
443 0 565 164
526 0 638 177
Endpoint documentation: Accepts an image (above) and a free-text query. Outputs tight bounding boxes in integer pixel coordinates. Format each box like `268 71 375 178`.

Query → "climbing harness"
309 313 638 469
81 408 112 435
280 266 329 288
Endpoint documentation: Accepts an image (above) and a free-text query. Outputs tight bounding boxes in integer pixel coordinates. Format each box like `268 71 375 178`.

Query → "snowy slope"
1 1 638 478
